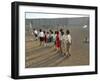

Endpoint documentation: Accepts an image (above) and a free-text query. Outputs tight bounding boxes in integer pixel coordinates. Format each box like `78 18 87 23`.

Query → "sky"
25 12 89 19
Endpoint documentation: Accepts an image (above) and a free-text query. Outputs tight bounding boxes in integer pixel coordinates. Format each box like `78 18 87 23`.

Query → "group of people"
33 28 72 57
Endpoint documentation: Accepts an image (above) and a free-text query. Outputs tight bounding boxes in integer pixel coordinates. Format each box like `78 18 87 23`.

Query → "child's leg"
39 37 42 46
65 44 68 56
67 43 71 56
63 41 66 55
53 41 55 48
40 42 41 46
56 48 58 52
44 42 46 47
42 41 44 46
62 41 65 55
60 41 63 54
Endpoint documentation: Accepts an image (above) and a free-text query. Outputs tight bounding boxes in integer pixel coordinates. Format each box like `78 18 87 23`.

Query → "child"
43 31 47 47
60 31 65 55
65 29 72 57
33 28 38 40
38 29 44 46
49 30 53 42
46 32 50 46
56 31 60 52
52 31 57 49
51 31 54 42
59 29 64 54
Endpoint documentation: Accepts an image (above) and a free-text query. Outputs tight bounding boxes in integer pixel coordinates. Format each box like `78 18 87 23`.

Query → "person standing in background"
56 31 60 53
33 28 38 40
43 31 47 47
46 32 50 46
65 29 72 57
60 31 65 55
38 29 44 46
59 28 64 54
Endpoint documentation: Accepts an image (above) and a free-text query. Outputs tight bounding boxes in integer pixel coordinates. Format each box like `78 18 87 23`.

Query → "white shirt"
47 34 49 38
34 30 38 34
38 32 44 37
61 34 72 43
61 35 66 41
67 34 72 43
59 31 61 40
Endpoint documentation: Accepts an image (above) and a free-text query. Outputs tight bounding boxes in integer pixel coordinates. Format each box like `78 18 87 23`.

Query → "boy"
60 31 66 55
38 29 44 46
65 29 72 57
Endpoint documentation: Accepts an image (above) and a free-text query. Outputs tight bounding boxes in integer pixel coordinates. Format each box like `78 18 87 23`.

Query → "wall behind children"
0 0 99 81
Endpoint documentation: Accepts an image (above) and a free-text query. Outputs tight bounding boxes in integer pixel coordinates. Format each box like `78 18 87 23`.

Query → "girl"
49 30 53 42
51 31 54 42
56 31 60 52
52 31 57 49
46 32 50 46
43 31 47 47
65 29 72 57
59 29 64 54
60 31 66 55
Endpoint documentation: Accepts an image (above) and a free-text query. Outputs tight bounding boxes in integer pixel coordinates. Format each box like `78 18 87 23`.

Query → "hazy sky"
25 12 89 19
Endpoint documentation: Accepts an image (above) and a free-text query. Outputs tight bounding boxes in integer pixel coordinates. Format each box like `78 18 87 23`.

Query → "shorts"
40 37 44 42
34 34 37 37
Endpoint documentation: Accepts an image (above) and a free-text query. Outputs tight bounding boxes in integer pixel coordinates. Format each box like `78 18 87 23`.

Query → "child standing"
46 32 50 46
52 31 57 49
33 28 38 40
38 29 44 46
59 29 64 54
56 31 60 52
43 31 47 47
65 29 72 57
60 31 66 55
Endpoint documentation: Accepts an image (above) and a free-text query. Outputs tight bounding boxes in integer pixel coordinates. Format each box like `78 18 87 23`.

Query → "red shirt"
56 32 60 48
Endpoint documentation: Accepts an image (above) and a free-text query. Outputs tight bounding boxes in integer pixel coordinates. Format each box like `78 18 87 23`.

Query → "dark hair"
39 29 42 32
47 32 49 34
49 29 53 33
55 31 57 34
61 31 64 36
60 28 63 32
66 30 70 35
56 31 59 34
43 31 45 34
51 31 53 34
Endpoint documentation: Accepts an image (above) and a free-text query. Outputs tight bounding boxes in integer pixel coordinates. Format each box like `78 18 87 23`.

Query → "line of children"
33 28 72 57
38 29 44 46
38 29 55 47
55 29 72 57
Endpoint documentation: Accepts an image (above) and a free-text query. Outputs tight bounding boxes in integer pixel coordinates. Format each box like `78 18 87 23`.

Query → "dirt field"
25 26 89 68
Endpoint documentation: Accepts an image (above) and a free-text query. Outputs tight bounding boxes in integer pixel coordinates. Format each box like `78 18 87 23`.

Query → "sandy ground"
25 27 89 68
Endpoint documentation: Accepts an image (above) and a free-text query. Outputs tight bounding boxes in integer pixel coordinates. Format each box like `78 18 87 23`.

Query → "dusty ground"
25 26 89 68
